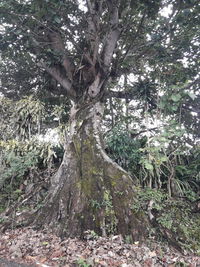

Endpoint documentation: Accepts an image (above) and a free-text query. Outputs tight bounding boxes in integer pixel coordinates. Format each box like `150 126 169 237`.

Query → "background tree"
0 0 199 241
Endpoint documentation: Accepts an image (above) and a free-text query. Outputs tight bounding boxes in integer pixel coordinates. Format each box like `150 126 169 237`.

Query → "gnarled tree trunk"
33 100 149 240
20 0 150 241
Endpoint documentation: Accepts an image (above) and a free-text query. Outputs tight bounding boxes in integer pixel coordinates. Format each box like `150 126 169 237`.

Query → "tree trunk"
33 100 149 240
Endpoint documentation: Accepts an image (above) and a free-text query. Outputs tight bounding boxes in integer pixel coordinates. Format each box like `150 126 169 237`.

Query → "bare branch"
101 1 121 70
38 62 76 99
86 0 92 13
85 0 103 65
48 31 75 81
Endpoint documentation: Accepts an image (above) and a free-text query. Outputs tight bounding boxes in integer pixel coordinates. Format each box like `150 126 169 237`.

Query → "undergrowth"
132 187 200 254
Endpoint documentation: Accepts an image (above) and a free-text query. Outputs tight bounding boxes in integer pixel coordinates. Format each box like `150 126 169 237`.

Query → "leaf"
187 92 196 100
39 257 48 263
144 162 154 171
148 251 157 257
159 156 168 162
15 29 22 34
54 16 61 24
171 105 178 111
42 241 49 246
158 137 167 143
171 94 181 102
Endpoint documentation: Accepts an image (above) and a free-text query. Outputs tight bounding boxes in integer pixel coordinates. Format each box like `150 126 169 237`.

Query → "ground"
0 227 199 267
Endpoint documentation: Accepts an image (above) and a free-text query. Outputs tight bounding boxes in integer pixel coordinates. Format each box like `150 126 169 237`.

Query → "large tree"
0 0 199 238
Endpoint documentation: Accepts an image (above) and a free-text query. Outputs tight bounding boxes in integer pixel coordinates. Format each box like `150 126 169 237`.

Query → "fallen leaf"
148 251 157 257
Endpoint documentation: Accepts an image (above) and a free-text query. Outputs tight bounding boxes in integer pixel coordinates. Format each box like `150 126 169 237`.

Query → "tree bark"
32 100 149 240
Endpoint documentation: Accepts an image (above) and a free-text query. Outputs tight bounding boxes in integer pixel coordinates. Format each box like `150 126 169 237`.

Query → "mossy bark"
33 101 149 240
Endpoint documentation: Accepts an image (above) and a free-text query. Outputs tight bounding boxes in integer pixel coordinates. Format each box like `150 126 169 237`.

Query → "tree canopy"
0 0 199 96
0 0 199 144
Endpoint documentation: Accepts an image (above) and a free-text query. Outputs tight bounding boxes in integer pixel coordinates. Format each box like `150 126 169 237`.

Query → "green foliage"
106 112 199 252
158 200 200 252
106 125 145 174
124 234 133 244
13 96 46 139
0 138 59 209
0 96 46 140
1 150 38 183
132 187 167 212
106 123 200 198
0 94 66 211
132 188 200 252
90 189 117 235
76 258 91 267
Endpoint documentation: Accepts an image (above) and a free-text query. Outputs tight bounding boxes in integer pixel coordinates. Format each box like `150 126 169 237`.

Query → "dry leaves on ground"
0 227 199 266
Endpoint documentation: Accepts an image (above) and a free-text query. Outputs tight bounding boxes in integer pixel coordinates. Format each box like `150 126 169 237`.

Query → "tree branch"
86 0 93 13
108 90 136 100
85 0 103 65
121 12 147 62
101 1 121 70
38 62 76 99
130 127 159 138
47 31 75 81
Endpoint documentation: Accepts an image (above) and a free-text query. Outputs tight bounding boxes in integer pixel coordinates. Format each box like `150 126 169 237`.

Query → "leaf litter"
0 227 199 266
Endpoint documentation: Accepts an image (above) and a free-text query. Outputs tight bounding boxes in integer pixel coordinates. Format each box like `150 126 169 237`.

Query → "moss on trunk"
31 102 150 240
